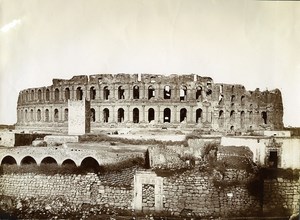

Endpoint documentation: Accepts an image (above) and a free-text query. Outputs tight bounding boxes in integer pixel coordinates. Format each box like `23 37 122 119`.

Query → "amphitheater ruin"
15 73 284 133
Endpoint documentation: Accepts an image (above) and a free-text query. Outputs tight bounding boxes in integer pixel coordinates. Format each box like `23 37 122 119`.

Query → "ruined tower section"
15 74 284 133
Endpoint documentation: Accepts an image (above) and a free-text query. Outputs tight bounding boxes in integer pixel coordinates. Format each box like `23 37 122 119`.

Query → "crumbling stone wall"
0 169 299 217
16 74 283 133
263 178 300 215
163 170 261 217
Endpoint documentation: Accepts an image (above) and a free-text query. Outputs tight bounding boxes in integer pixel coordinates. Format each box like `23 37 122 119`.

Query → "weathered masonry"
16 74 284 133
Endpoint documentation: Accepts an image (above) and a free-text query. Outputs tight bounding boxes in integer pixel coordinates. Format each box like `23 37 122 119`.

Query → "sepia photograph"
0 0 299 219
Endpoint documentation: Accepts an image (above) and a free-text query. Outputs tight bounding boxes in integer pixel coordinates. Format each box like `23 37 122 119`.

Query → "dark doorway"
103 108 109 123
133 86 139 99
164 108 171 123
196 87 202 100
76 87 83 100
118 108 124 123
103 86 109 100
148 108 155 122
65 88 70 100
262 111 267 124
268 151 278 168
133 108 139 123
196 108 202 123
180 108 187 122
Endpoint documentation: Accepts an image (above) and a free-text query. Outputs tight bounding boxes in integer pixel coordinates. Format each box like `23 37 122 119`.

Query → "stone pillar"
112 105 115 123
142 105 145 122
189 106 193 123
157 105 161 123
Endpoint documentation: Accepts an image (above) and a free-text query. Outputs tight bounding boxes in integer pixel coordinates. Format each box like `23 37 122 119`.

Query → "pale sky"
0 0 299 126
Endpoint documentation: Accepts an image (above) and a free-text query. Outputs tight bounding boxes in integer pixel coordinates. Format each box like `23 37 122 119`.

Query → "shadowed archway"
41 157 58 165
21 156 37 165
1 156 17 165
81 157 99 171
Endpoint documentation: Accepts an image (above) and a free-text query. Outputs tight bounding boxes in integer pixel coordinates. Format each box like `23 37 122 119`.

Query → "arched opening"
76 87 83 100
41 157 58 165
230 126 234 131
30 109 34 121
133 108 139 123
90 87 96 100
1 156 17 165
164 85 171 99
231 86 234 93
90 108 96 122
148 86 155 99
196 108 202 123
21 156 37 165
45 109 49 122
180 86 187 101
118 108 124 123
54 109 59 122
230 110 235 122
38 89 42 100
231 95 235 102
118 86 125 99
46 89 50 101
81 157 99 171
62 159 77 167
103 86 109 100
133 85 139 99
148 108 155 122
25 109 28 122
241 111 245 128
219 110 224 127
262 111 267 124
241 96 245 106
103 108 109 123
55 88 60 101
37 109 41 121
31 90 34 101
180 108 187 122
163 108 171 123
196 86 202 100
65 88 70 100
64 108 68 121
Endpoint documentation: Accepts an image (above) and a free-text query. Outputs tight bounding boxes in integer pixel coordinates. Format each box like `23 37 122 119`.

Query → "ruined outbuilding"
16 74 284 133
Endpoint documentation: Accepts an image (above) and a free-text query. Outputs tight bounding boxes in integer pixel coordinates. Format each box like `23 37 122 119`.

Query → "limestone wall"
163 170 261 217
0 169 299 218
0 173 133 209
264 178 300 215
16 73 284 133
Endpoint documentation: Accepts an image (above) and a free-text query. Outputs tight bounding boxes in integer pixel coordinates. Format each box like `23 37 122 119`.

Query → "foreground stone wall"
163 170 261 217
264 178 300 215
0 169 299 218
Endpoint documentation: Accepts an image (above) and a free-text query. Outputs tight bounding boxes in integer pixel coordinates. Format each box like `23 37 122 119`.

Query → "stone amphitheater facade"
16 74 284 133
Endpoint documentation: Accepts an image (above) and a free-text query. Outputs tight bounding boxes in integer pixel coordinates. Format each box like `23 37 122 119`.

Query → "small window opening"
118 86 125 99
164 86 171 99
133 86 139 99
103 86 109 100
180 86 187 101
163 108 171 123
148 86 155 99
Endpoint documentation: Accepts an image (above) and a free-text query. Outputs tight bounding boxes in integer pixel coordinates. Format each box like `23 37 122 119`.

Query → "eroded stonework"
16 74 284 133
